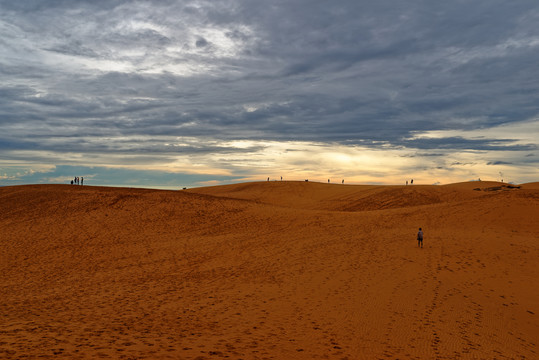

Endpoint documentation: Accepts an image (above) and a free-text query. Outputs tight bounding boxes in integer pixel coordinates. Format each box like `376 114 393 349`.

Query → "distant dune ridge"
1 181 538 359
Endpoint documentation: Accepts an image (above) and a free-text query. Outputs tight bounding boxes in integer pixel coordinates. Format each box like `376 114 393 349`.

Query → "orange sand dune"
1 182 538 359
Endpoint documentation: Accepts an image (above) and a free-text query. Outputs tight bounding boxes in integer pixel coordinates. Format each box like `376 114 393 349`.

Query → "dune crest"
1 182 538 359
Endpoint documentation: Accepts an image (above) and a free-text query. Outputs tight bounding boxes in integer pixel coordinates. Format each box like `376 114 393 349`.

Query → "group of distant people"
267 177 345 184
71 176 83 185
267 177 416 185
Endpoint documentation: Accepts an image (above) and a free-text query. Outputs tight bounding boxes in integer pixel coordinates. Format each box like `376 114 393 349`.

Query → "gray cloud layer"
1 0 538 183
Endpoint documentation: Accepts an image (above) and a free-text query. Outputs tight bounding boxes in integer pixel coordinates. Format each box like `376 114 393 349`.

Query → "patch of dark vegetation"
477 184 521 192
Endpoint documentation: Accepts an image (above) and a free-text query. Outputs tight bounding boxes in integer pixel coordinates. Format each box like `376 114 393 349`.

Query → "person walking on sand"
417 227 423 248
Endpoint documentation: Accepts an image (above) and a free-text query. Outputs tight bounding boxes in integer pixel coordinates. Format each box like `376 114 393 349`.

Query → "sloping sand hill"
1 181 538 359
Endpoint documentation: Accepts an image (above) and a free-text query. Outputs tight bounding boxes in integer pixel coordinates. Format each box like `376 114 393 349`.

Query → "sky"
1 0 538 189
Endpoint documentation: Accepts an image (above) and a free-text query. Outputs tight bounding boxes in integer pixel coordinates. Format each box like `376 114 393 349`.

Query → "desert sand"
1 181 537 359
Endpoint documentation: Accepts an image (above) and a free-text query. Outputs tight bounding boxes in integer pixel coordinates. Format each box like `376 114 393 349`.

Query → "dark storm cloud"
45 41 100 58
401 137 537 152
0 0 538 172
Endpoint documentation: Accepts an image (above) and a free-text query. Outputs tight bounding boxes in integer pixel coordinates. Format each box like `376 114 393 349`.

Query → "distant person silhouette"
81 177 84 186
342 179 344 184
411 179 413 184
417 228 423 248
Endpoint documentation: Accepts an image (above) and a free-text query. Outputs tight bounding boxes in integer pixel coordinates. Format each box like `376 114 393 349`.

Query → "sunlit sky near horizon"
1 0 538 189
